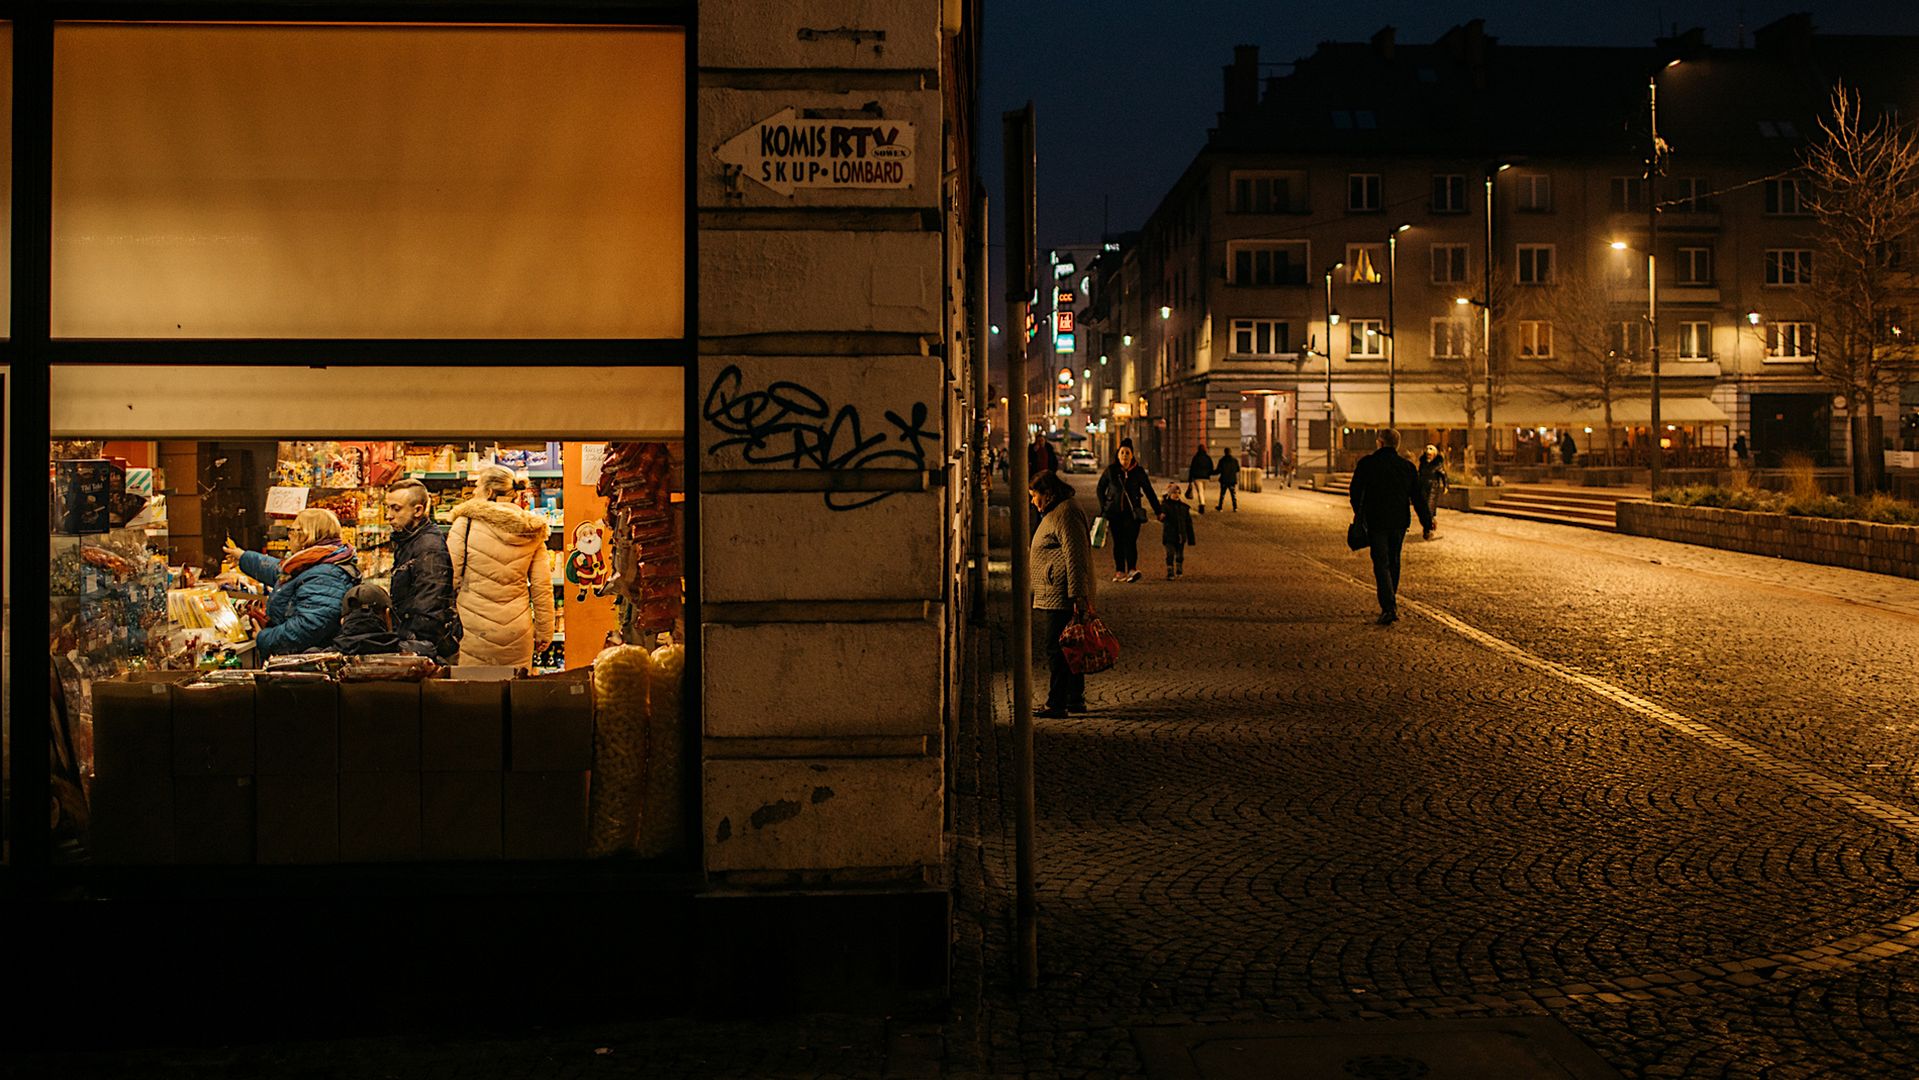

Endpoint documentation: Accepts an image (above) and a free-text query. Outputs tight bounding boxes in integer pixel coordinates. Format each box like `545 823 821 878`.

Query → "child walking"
1159 483 1197 579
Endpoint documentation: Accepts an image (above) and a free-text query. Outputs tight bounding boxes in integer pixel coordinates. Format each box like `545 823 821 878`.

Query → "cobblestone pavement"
10 488 1918 1078
950 488 1919 1078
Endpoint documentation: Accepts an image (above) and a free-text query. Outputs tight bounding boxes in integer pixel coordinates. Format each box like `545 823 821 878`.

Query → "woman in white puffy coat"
447 466 555 669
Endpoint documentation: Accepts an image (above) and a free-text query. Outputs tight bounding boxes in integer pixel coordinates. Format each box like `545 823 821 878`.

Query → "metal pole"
1483 172 1496 484
1387 231 1399 429
1001 104 1039 992
1647 73 1665 491
970 192 991 626
1325 268 1337 472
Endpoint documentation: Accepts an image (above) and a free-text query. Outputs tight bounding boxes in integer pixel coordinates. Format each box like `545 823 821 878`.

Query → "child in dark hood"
1158 482 1197 579
335 583 434 657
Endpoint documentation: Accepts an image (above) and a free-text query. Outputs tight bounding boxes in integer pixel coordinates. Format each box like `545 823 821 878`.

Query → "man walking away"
384 478 462 661
1186 441 1214 515
1215 448 1241 511
1350 428 1434 626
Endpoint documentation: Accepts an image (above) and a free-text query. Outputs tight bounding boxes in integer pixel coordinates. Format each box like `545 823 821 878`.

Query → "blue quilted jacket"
239 550 361 657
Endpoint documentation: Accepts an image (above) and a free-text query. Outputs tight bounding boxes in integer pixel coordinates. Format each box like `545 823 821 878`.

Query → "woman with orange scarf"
223 507 361 658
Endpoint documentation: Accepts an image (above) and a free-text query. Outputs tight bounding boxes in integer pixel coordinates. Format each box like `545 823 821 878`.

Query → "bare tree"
1520 271 1647 466
1430 277 1514 481
1801 83 1919 492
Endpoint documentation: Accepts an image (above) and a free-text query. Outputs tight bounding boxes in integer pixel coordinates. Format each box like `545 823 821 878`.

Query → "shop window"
1518 319 1554 358
1348 319 1384 358
52 23 685 339
1431 174 1466 213
1766 321 1816 359
1347 243 1384 285
1229 318 1292 357
1516 244 1554 285
1765 249 1813 286
49 365 691 867
1430 318 1470 359
1229 241 1309 286
1430 243 1468 284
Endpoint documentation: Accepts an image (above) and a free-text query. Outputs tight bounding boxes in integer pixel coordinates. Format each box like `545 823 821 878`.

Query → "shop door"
1751 393 1831 467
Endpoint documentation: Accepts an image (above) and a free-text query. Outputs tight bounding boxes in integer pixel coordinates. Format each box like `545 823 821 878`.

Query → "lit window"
1347 243 1384 284
1518 319 1554 358
1516 244 1555 285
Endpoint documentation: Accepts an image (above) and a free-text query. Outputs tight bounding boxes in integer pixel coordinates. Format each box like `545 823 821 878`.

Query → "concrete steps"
1477 486 1640 532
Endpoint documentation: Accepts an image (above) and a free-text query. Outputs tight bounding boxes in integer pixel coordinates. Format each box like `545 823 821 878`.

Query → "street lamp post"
1387 223 1410 430
1324 262 1343 471
1483 166 1504 484
1646 62 1678 491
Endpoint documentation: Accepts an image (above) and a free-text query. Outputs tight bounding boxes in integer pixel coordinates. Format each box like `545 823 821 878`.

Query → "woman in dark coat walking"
1186 442 1214 515
1096 441 1162 583
1416 445 1449 530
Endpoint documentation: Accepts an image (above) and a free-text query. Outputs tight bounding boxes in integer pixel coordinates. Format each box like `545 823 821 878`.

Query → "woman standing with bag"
447 465 555 670
1095 440 1161 583
1029 470 1097 718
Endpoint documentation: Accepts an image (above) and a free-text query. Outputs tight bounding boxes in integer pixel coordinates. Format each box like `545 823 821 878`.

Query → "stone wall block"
701 230 941 337
696 355 945 473
705 756 942 871
702 491 943 601
703 621 941 737
698 0 939 71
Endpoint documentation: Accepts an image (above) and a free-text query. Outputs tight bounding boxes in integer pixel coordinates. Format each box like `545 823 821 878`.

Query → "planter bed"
1616 501 1919 579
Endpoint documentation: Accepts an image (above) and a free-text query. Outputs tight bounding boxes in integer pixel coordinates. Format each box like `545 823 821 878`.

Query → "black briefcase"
1346 519 1370 551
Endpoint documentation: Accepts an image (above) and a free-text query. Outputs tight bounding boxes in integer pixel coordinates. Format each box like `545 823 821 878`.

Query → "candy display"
634 640 687 858
596 442 683 642
587 643 655 857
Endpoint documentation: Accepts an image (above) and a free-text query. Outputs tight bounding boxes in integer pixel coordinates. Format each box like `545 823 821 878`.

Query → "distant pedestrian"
1558 430 1578 465
1029 438 1060 479
1158 482 1196 579
1416 445 1449 532
1215 448 1240 511
1186 441 1214 515
1733 432 1750 465
1349 428 1435 626
1028 470 1096 719
1097 439 1162 583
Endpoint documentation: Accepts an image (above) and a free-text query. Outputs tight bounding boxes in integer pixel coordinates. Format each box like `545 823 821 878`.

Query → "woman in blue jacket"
224 507 361 658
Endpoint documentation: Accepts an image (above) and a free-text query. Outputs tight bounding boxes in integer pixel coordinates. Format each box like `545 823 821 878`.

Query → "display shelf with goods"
46 434 691 869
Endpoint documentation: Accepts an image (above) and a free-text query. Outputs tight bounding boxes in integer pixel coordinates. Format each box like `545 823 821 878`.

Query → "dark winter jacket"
1097 461 1162 522
1416 457 1449 502
1160 499 1196 547
1216 453 1241 486
333 607 433 657
1187 450 1215 481
239 550 361 658
1351 447 1435 535
389 520 461 661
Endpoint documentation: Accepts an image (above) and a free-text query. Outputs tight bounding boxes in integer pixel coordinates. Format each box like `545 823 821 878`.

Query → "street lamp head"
1665 58 1683 69
1159 305 1172 320
1329 311 1342 326
1610 241 1629 251
1455 296 1471 306
1122 334 1133 346
990 324 1001 334
1746 311 1762 326
1497 163 1512 172
1395 223 1412 233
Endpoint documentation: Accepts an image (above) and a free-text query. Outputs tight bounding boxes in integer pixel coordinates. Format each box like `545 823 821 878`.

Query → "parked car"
1065 448 1099 473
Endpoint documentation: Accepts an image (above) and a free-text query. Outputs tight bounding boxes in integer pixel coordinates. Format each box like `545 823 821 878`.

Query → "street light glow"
1455 296 1470 306
1122 334 1133 346
991 324 1001 334
1610 241 1629 251
1665 58 1683 69
1747 311 1762 326
1160 305 1172 320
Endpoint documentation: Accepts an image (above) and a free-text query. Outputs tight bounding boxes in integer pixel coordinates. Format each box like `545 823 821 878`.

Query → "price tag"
264 486 310 517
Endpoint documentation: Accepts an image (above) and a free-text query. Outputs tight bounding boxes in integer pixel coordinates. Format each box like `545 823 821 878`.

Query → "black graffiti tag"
703 365 933 510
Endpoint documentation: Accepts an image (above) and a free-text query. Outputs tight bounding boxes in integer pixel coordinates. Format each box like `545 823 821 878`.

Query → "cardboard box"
509 679 593 772
504 771 589 860
338 682 421 772
92 680 177 783
255 678 339 774
422 680 505 771
171 683 255 776
89 773 176 864
422 771 503 861
173 775 255 864
256 774 339 864
339 772 422 862
451 666 520 681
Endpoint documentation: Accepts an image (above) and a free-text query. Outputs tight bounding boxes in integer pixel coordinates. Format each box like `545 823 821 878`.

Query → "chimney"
1371 26 1396 61
1223 44 1259 118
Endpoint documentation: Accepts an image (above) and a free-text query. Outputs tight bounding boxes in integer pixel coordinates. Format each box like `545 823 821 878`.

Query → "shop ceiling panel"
52 23 685 339
700 231 940 336
697 0 938 71
700 89 938 209
701 491 942 602
704 756 942 872
50 365 684 440
703 621 941 739
696 355 944 473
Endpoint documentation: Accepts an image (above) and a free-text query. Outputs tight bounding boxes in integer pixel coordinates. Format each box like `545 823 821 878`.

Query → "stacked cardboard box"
422 680 506 859
255 678 339 864
506 677 593 859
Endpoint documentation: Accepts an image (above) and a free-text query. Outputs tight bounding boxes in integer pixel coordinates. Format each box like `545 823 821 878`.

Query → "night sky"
982 2 1919 263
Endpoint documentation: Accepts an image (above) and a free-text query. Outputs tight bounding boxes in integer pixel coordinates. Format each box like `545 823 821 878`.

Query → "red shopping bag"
1059 613 1120 675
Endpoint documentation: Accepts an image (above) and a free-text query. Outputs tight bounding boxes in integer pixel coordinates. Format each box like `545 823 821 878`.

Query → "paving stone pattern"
9 488 1919 1078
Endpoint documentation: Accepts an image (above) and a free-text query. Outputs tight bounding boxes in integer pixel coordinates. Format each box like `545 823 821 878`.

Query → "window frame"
1514 172 1552 212
1764 248 1814 286
1677 246 1713 286
1516 243 1555 285
1765 321 1816 360
1431 173 1466 213
1678 320 1712 360
1517 319 1554 359
1228 317 1294 358
1347 318 1385 358
1347 172 1382 213
1764 177 1810 216
1346 242 1385 285
1429 316 1470 359
1229 170 1304 214
1429 243 1468 285
1609 176 1646 212
1227 240 1310 287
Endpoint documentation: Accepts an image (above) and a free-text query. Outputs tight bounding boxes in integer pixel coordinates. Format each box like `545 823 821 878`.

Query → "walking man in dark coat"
1186 441 1214 515
1215 448 1241 511
383 478 462 661
1349 428 1434 626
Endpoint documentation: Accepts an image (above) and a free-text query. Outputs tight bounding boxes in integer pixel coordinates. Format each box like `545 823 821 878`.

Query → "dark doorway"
1750 393 1830 467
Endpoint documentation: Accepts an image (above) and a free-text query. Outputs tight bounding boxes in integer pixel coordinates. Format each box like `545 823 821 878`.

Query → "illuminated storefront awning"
1331 389 1727 428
